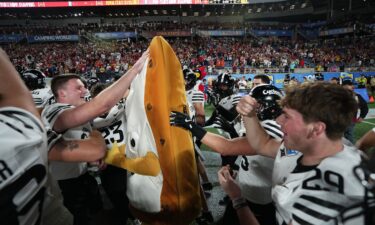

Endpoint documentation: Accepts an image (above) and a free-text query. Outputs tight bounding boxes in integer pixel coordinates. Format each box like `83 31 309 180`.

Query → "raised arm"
0 49 39 117
236 95 280 158
53 50 148 132
202 133 257 156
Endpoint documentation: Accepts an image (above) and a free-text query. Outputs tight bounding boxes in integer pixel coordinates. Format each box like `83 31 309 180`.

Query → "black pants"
220 199 276 225
100 165 132 225
58 172 103 225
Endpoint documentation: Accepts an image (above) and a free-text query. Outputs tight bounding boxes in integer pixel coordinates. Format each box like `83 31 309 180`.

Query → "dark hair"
51 74 82 98
254 74 271 84
281 82 357 140
90 83 110 98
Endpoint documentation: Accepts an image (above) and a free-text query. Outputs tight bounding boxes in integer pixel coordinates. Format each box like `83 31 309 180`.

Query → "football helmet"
183 68 197 91
250 84 283 121
21 69 46 90
215 72 235 98
86 77 101 91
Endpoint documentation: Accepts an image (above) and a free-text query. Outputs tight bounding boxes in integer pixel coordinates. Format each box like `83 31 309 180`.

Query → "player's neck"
301 138 343 166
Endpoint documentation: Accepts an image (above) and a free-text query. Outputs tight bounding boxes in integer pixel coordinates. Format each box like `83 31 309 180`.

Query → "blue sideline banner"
0 34 24 43
94 32 137 40
27 35 79 43
252 30 293 37
196 30 245 37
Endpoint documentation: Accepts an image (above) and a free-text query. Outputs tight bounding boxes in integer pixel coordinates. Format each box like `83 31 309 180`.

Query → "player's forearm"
0 49 38 116
356 130 375 151
243 116 277 157
49 138 106 162
202 133 256 156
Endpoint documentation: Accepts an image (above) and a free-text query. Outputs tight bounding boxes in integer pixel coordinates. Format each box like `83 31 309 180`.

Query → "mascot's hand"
170 111 207 141
104 142 161 176
214 115 239 138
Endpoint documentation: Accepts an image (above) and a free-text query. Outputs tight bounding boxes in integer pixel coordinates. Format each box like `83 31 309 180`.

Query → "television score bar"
0 0 248 7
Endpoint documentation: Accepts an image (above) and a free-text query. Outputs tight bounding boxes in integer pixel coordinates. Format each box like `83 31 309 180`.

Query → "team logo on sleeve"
281 147 299 157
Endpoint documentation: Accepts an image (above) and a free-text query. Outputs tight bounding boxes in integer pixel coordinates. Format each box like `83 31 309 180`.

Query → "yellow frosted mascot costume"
105 36 201 224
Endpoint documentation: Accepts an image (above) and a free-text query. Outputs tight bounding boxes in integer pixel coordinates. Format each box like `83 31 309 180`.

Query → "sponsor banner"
252 30 293 37
0 34 24 43
196 30 245 37
153 30 191 37
27 35 79 43
319 27 354 36
94 32 136 40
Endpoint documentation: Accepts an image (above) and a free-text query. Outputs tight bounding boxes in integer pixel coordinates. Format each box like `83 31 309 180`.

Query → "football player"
170 83 283 225
90 83 133 225
41 51 148 225
21 69 54 112
231 82 367 225
0 48 72 225
183 68 214 224
205 72 240 171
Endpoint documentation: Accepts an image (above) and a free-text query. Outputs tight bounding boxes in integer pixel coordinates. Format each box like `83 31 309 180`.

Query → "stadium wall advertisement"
0 34 24 43
93 32 137 39
27 35 80 43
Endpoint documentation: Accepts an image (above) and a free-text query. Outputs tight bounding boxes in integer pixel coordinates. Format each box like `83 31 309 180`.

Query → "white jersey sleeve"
273 145 366 225
0 107 48 225
42 103 91 180
239 120 283 204
186 89 204 105
31 87 54 108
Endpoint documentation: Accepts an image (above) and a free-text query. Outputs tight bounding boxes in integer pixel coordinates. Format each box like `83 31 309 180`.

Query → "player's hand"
132 49 149 73
218 166 241 200
214 115 239 138
170 111 207 141
170 111 194 130
236 95 258 118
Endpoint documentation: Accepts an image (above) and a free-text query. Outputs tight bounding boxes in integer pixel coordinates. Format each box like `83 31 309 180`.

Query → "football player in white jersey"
41 51 148 225
21 69 54 111
170 83 283 225
183 68 214 224
90 83 133 225
0 48 72 225
224 82 367 225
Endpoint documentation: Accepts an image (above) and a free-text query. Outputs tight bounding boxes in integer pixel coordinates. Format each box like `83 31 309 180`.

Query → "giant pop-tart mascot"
105 36 201 224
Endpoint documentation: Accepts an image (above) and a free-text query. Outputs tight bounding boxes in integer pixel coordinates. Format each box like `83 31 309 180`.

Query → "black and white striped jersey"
92 98 126 149
186 89 204 122
272 144 366 225
0 107 48 225
31 87 53 108
239 119 283 204
42 103 91 180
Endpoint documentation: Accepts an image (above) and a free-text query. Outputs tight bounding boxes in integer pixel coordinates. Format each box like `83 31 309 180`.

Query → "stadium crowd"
2 34 374 79
1 17 375 225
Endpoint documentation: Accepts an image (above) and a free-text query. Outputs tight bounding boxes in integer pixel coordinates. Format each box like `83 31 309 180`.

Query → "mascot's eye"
148 59 153 68
130 138 136 147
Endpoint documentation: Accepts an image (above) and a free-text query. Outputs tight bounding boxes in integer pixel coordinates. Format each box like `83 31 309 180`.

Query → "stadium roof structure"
0 0 373 22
